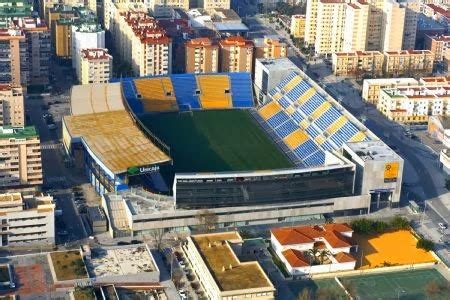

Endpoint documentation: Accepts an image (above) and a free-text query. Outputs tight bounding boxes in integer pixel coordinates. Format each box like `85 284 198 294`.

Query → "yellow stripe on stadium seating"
272 93 282 101
297 88 315 105
315 135 326 145
300 119 309 129
284 129 309 149
312 102 331 119
349 131 367 142
282 76 302 93
327 116 348 135
134 78 178 112
197 75 232 109
285 105 295 115
258 101 281 120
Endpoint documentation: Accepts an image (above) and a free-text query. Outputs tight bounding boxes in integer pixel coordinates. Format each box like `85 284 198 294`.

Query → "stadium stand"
259 101 282 120
121 79 144 114
171 74 202 111
228 73 254 108
134 77 178 112
197 75 232 109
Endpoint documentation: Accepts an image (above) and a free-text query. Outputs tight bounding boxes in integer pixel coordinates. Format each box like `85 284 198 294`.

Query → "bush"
417 238 434 251
351 217 409 235
390 216 410 230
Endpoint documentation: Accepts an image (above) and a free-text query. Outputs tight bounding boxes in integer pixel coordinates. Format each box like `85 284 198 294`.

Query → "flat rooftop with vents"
184 232 275 299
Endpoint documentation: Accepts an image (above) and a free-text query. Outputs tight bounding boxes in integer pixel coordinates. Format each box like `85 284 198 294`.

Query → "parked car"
178 290 187 300
438 223 448 230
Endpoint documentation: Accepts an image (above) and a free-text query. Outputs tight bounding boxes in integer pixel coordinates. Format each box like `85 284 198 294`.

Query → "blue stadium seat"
305 125 320 138
171 74 201 110
285 80 312 102
277 72 297 89
291 110 304 124
229 73 254 108
293 140 319 160
300 93 326 115
278 97 291 109
329 121 360 147
122 80 143 114
267 111 290 128
314 106 341 131
303 150 326 166
321 140 335 151
275 120 297 138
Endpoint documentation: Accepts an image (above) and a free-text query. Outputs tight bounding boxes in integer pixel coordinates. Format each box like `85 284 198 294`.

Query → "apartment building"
290 15 305 39
422 3 450 32
333 50 434 77
426 35 450 62
362 78 418 105
49 5 76 58
71 23 105 78
219 36 254 73
314 0 346 54
185 37 219 74
384 50 434 77
0 85 24 127
381 0 405 52
202 0 230 10
343 2 370 52
378 85 450 124
0 193 55 246
147 0 189 17
0 126 43 189
0 0 33 28
402 1 419 50
78 48 113 84
332 51 384 77
304 0 318 46
0 29 26 87
253 37 287 59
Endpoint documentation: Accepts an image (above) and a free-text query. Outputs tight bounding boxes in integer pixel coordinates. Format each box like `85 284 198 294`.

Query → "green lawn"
287 278 347 299
140 109 293 173
339 269 448 300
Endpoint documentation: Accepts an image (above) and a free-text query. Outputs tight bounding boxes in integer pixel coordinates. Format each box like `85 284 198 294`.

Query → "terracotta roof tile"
282 249 310 267
334 252 356 263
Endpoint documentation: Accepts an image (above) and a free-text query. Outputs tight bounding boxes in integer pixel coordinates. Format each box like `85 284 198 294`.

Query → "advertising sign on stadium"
127 165 160 176
384 162 399 183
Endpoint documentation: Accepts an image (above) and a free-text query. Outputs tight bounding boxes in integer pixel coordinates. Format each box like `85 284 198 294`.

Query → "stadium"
64 67 404 233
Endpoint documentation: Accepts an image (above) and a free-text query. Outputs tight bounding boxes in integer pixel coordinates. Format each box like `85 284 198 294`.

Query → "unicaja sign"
127 165 160 175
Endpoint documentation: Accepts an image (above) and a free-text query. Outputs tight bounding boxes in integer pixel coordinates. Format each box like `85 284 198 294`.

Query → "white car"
178 261 186 269
178 290 187 300
438 223 448 230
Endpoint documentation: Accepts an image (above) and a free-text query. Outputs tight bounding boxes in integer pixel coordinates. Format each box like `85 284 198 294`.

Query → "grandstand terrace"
257 70 374 167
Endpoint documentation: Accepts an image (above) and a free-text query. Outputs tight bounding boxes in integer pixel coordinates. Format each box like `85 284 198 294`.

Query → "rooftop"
0 126 38 139
64 110 171 174
70 83 124 116
191 232 274 292
85 246 157 278
214 22 249 32
363 78 418 85
81 48 112 61
346 140 401 162
258 57 298 71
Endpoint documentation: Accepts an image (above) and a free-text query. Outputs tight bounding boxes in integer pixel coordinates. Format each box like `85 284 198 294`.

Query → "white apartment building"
314 0 346 54
362 77 419 104
382 0 406 52
0 126 42 189
0 85 24 127
378 86 450 124
304 0 318 46
0 193 55 246
343 2 370 52
78 48 113 84
71 23 105 80
202 0 230 10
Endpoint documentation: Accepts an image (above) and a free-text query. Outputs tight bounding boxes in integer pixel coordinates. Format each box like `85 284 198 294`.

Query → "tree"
172 268 184 289
306 247 320 265
195 209 218 233
417 238 434 251
390 216 410 230
151 228 167 250
318 249 331 265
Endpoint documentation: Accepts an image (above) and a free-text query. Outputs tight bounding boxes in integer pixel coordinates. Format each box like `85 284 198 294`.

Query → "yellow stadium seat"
197 75 232 109
315 135 326 145
349 131 367 142
272 93 282 101
258 101 281 120
297 88 315 105
312 102 331 119
285 106 295 115
284 129 309 150
134 78 178 112
300 119 309 129
282 76 302 93
327 116 347 135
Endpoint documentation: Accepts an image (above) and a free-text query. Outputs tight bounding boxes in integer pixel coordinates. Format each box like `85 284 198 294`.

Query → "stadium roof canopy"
71 83 125 115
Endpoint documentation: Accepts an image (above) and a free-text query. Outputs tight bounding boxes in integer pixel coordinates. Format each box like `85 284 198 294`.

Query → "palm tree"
318 249 331 265
306 247 320 265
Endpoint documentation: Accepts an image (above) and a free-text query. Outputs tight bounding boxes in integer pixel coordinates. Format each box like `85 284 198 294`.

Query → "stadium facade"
64 65 404 235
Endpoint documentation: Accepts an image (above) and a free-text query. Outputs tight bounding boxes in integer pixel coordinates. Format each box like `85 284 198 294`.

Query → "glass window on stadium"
175 167 355 209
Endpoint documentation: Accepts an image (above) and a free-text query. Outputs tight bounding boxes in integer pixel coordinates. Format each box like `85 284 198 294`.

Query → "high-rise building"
314 0 346 54
202 0 230 10
253 37 287 59
0 85 24 127
78 48 113 84
0 29 26 87
304 0 318 46
71 23 105 75
290 15 306 39
219 36 254 73
147 0 190 17
0 192 55 246
185 37 219 74
343 2 370 52
0 126 43 189
381 0 405 52
425 35 450 62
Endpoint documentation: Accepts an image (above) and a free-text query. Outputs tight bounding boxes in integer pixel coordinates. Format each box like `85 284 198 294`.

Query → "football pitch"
339 269 448 299
139 109 293 173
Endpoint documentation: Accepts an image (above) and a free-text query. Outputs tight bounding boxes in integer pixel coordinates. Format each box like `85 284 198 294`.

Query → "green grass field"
140 109 293 173
287 278 347 299
340 269 448 300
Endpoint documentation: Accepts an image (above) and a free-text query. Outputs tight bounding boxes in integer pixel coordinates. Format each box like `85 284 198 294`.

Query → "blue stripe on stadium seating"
170 74 201 110
267 111 290 128
122 80 143 114
275 120 297 138
228 73 254 108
